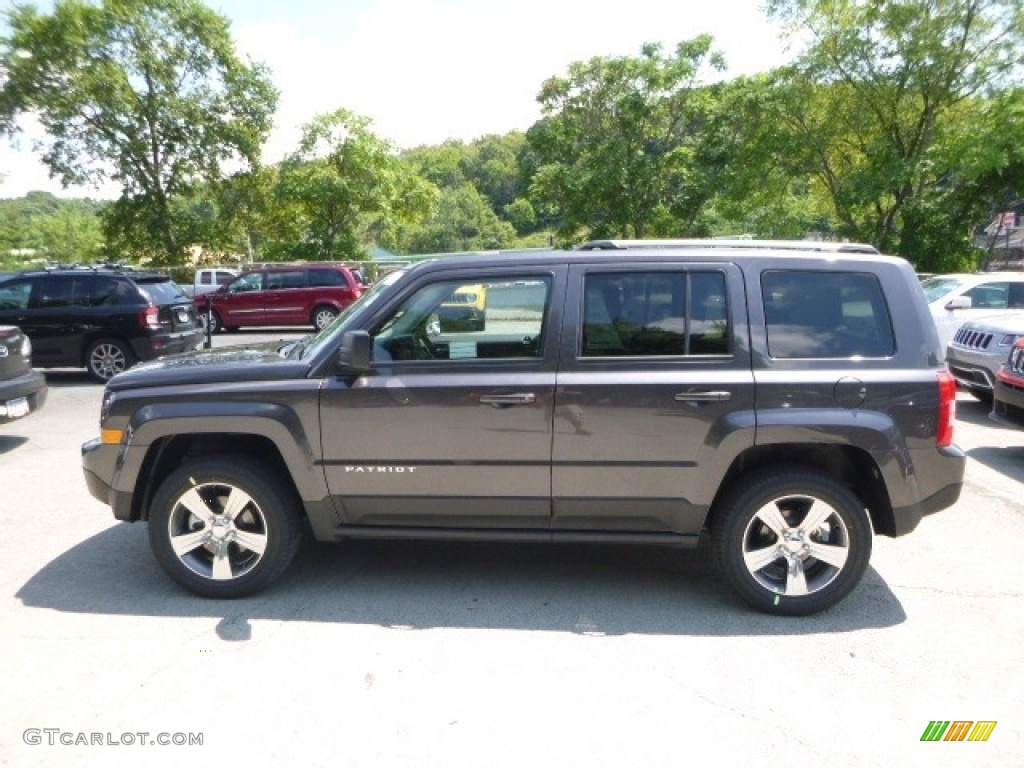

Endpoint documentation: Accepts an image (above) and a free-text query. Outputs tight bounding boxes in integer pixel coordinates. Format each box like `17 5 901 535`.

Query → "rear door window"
581 271 729 357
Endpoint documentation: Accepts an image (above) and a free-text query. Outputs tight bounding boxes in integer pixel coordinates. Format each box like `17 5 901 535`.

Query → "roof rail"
576 239 880 254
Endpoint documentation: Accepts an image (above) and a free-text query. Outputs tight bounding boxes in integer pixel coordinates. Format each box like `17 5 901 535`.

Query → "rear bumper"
0 369 47 423
131 328 205 362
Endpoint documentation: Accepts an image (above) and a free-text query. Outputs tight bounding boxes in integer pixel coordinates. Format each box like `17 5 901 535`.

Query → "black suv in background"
82 243 965 615
0 268 203 382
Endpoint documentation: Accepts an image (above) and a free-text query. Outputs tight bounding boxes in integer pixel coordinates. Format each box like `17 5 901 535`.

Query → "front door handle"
480 393 537 406
674 391 732 403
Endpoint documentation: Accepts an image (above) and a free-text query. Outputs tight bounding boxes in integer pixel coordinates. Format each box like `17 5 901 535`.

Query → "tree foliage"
762 0 1024 268
0 191 104 266
527 37 727 241
275 108 435 261
0 0 278 263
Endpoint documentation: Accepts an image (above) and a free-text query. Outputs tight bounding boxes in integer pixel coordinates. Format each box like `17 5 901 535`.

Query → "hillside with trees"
2 0 1022 273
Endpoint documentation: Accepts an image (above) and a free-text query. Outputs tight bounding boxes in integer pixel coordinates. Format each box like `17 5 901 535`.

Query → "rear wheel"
86 338 134 382
148 457 304 598
712 468 872 616
311 305 338 331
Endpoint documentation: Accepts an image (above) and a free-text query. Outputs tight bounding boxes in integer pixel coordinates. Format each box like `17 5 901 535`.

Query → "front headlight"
998 334 1021 347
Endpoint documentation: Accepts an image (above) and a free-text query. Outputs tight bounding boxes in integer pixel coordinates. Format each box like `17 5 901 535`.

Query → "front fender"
113 400 326 504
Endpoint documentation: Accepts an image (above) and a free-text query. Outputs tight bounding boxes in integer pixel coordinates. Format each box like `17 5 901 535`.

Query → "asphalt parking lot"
1 332 1022 767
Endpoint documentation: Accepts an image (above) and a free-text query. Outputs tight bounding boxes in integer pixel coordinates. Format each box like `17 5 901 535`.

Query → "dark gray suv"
82 243 965 615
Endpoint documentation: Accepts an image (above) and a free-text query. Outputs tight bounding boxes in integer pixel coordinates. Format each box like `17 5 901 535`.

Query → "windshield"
920 276 965 303
298 268 407 360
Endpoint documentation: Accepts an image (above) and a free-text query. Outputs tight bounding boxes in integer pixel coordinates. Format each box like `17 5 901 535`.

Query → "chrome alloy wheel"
741 494 850 597
167 482 269 581
312 306 338 330
89 342 130 380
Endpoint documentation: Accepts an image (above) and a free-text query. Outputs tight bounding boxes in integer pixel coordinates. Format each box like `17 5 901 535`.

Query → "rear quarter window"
762 270 895 358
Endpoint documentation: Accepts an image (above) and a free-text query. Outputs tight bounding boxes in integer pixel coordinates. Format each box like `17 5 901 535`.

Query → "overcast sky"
0 0 795 199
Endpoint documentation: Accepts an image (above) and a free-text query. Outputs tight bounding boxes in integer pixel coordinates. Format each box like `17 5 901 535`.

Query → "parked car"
945 312 1024 401
0 267 204 382
83 242 965 616
0 325 47 423
921 272 1024 349
991 337 1024 427
194 264 365 332
180 267 239 298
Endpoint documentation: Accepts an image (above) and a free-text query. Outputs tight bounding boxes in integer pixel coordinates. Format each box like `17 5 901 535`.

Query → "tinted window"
372 275 550 361
0 279 32 311
136 279 187 304
29 276 91 308
962 281 1024 309
91 277 143 306
266 270 306 290
228 273 264 293
308 268 346 287
763 271 895 358
581 271 729 357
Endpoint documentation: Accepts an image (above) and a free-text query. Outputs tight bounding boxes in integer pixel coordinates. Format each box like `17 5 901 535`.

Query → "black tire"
147 457 304 598
86 338 135 382
311 305 338 331
712 468 872 616
205 310 224 334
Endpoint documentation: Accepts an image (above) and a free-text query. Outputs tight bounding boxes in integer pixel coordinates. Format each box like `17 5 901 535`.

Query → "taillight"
138 306 161 329
936 370 956 448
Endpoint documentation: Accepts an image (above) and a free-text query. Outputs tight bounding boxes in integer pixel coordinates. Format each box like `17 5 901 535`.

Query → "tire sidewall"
148 459 302 598
714 470 872 616
312 305 337 330
86 338 133 382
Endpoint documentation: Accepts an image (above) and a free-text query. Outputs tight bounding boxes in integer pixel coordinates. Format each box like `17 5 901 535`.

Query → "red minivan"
195 264 364 332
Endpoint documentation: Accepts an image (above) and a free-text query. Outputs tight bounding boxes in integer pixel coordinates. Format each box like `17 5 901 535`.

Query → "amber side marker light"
101 429 125 445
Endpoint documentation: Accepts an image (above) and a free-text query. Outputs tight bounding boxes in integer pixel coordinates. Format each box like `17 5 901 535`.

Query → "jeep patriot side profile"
82 244 965 615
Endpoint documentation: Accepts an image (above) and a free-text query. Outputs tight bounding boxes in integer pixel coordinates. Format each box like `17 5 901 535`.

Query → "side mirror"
945 296 971 310
337 330 372 372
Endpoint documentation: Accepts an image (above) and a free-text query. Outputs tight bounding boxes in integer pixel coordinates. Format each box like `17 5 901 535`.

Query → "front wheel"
148 458 304 598
712 468 872 616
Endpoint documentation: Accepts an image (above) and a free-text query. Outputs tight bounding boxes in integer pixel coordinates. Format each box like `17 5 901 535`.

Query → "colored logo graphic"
921 721 997 742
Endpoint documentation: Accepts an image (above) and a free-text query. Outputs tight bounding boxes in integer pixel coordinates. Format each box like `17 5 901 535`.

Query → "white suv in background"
922 272 1024 349
945 313 1024 401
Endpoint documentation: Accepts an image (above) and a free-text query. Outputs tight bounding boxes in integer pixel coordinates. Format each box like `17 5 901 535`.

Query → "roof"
576 238 880 254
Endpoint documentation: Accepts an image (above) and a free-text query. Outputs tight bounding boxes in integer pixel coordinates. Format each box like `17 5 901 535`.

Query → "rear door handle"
674 391 732 402
480 393 537 406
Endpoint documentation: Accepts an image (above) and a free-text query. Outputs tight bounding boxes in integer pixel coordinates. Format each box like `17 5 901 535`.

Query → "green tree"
527 37 726 242
763 0 1024 268
395 185 516 255
276 108 435 261
0 0 278 264
0 191 105 266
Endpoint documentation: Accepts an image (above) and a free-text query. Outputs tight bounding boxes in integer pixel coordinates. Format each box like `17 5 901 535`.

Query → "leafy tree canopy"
0 0 278 263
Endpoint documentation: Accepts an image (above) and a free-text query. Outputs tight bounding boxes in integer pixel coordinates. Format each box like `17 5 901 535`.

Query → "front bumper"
945 346 1003 393
991 375 1024 427
81 437 136 520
